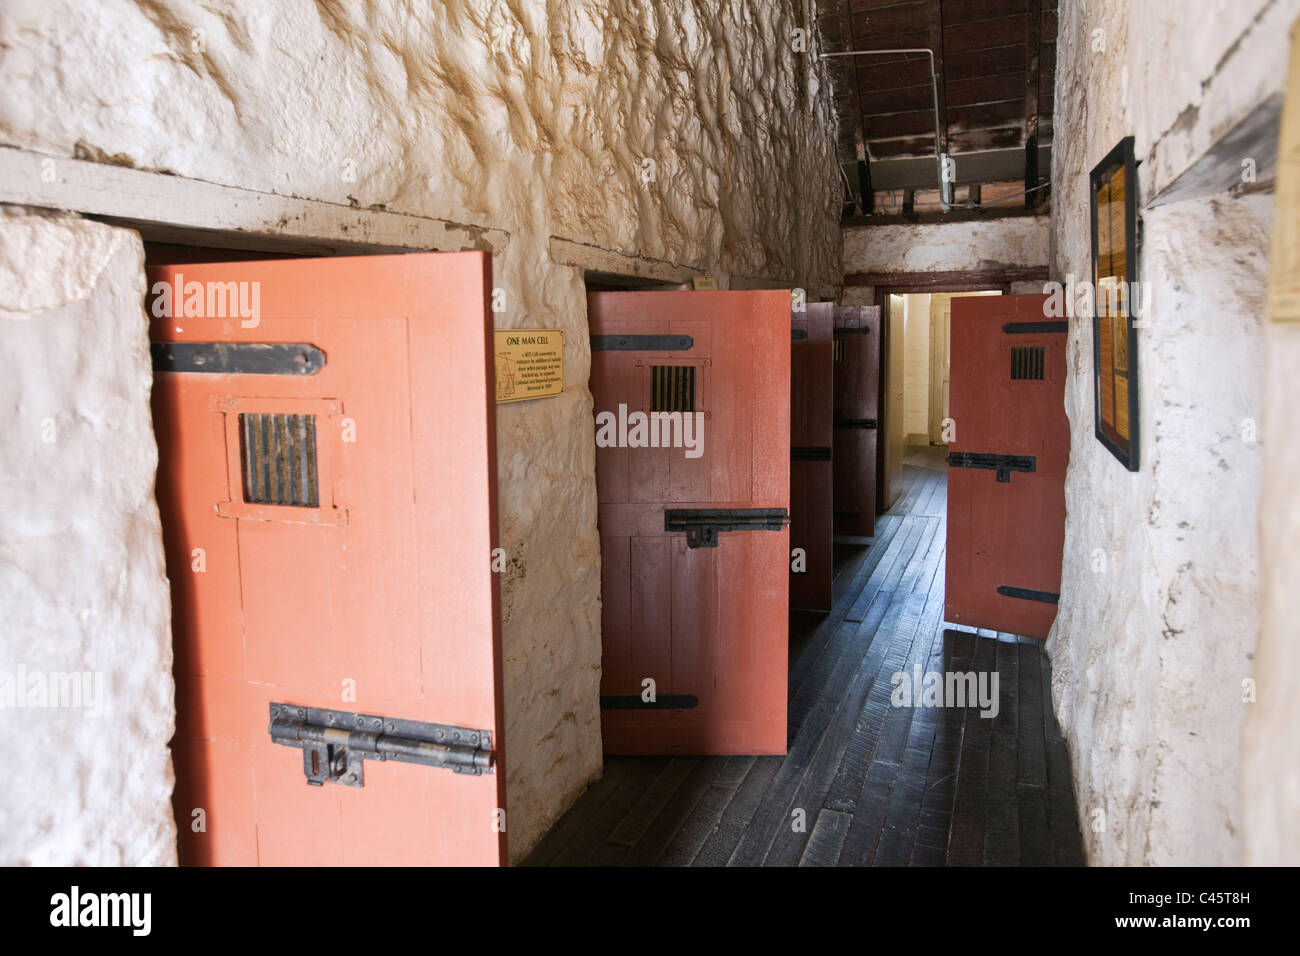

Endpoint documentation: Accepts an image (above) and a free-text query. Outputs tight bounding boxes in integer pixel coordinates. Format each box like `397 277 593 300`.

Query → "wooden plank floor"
523 447 1086 867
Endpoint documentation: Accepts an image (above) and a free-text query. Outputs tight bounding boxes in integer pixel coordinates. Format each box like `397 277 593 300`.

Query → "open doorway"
878 289 1003 512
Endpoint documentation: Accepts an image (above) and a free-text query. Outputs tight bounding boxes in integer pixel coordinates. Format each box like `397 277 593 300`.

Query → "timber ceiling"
818 0 1058 206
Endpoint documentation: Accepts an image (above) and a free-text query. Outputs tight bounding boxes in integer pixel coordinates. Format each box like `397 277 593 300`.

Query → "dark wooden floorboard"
525 447 1085 867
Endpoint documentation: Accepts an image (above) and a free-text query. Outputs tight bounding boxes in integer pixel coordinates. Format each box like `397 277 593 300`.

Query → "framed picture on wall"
1089 136 1141 471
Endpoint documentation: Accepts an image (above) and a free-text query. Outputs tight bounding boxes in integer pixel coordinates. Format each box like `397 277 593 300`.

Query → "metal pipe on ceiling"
819 48 951 211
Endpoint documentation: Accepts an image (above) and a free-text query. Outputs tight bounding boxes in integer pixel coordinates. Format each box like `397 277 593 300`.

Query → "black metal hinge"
268 703 494 788
834 417 877 430
946 452 1036 483
591 334 693 351
792 328 808 340
833 326 871 334
664 508 788 548
151 342 326 375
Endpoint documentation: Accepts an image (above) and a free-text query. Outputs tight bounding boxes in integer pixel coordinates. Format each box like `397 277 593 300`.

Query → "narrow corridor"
525 447 1086 866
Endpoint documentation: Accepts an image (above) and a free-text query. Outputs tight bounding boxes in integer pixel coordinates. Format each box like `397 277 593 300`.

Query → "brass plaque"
494 329 564 404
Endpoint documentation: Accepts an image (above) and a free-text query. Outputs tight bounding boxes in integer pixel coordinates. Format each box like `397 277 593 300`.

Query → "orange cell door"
790 303 834 612
150 252 507 865
945 294 1069 639
832 305 881 536
589 290 790 756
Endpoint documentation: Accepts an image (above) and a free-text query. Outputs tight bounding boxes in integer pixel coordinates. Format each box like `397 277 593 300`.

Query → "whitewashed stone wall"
0 0 841 861
0 209 176 865
844 216 1049 277
1243 21 1300 868
1048 0 1296 866
841 215 1049 310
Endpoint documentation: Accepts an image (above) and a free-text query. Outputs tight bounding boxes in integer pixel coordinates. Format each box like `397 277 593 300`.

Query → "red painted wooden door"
946 294 1068 639
790 303 834 612
832 305 881 536
150 252 507 865
589 290 790 756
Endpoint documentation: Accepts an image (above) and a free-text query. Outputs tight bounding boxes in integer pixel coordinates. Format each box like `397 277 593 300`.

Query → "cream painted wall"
0 0 842 863
902 293 932 441
1048 0 1295 866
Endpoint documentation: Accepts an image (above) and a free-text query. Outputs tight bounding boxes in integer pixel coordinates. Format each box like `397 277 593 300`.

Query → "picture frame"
1089 136 1141 471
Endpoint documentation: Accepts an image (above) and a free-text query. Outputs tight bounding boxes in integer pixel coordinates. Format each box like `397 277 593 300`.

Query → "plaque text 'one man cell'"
494 329 564 403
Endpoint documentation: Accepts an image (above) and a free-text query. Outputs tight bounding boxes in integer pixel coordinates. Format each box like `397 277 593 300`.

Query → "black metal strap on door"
664 508 788 549
791 446 831 462
946 452 1036 483
591 334 693 351
833 326 871 334
1002 321 1069 334
600 695 699 710
791 328 808 341
151 342 325 375
997 585 1060 604
268 703 494 788
834 416 877 430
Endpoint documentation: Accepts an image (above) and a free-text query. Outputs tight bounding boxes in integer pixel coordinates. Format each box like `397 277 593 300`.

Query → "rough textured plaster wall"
1242 20 1300 868
1245 268 1300 866
0 0 841 861
1048 0 1291 866
0 209 176 865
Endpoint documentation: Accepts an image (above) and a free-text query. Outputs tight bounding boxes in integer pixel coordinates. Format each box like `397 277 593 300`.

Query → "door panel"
151 252 507 865
832 305 881 536
883 297 907 511
945 294 1068 639
589 290 790 755
790 303 834 611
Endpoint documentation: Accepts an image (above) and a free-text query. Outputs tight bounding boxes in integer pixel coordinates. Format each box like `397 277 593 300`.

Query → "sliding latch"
268 703 494 788
664 508 788 549
946 452 1036 483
